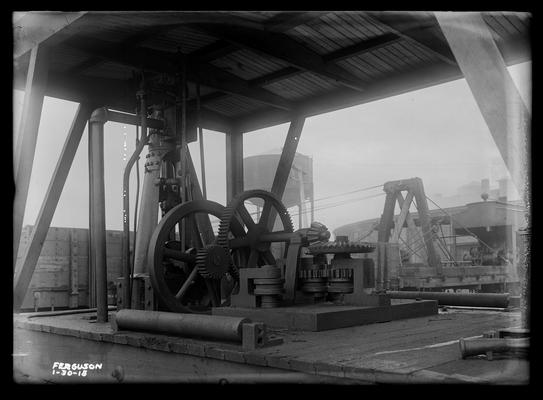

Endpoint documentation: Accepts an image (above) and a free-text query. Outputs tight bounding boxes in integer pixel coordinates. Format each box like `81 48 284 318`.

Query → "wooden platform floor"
13 308 528 384
213 299 437 331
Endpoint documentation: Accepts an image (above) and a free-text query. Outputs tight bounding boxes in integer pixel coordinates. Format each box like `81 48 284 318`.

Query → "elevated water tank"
244 148 313 208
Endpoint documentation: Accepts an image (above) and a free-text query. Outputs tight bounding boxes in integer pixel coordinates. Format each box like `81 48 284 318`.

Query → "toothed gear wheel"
195 245 230 279
217 190 294 268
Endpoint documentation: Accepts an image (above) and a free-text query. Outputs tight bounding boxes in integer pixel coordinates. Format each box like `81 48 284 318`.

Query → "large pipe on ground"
114 309 250 342
386 291 510 308
459 337 529 359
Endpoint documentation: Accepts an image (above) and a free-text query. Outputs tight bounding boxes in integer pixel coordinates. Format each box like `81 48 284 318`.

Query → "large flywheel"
148 199 244 313
217 190 294 269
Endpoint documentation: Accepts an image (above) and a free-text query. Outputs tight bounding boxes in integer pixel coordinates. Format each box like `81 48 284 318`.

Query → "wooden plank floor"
13 308 527 383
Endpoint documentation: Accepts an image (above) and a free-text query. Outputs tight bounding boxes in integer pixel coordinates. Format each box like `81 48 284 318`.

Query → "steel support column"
13 103 92 311
13 45 49 266
88 109 108 323
225 130 244 203
435 12 530 200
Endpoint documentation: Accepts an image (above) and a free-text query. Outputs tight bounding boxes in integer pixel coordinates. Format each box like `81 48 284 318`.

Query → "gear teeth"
216 190 293 281
195 246 229 279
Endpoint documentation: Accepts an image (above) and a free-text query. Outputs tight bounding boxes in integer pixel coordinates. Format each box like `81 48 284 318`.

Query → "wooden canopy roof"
13 11 531 133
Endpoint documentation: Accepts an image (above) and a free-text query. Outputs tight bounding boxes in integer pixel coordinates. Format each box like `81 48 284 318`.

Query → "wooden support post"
261 117 305 230
412 178 441 273
435 12 530 200
225 130 244 203
13 45 49 267
13 103 91 311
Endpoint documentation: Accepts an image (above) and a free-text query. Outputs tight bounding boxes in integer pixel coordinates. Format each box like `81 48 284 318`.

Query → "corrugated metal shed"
14 11 531 133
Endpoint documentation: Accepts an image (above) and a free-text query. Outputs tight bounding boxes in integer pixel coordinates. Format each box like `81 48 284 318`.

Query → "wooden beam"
14 68 235 133
225 130 244 203
13 45 49 268
391 191 414 242
195 24 367 92
13 11 87 59
248 67 302 87
62 36 294 111
197 33 401 105
260 117 305 230
66 24 181 75
13 103 93 311
264 11 328 32
322 33 401 63
436 12 530 198
234 62 465 133
367 12 458 66
188 40 238 63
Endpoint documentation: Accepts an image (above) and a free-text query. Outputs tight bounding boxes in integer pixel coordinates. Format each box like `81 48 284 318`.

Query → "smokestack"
481 179 490 201
498 178 508 201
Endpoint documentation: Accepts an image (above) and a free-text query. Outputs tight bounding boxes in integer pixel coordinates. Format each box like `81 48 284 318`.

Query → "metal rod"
180 61 187 252
89 108 108 323
122 133 150 309
386 291 510 308
163 248 196 263
104 109 164 130
175 266 199 300
196 81 207 199
114 309 250 342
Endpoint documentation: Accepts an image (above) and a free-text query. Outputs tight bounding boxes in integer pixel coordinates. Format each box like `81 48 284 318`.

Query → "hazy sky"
13 61 531 235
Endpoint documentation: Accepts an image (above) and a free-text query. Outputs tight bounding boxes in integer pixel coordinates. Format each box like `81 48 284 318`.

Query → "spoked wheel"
217 190 294 269
148 200 244 313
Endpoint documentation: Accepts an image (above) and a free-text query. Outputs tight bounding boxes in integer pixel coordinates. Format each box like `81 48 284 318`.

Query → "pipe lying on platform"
114 309 250 342
459 337 529 359
386 291 510 308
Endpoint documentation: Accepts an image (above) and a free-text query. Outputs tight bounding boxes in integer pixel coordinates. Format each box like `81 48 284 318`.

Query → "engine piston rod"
114 309 250 342
386 291 510 308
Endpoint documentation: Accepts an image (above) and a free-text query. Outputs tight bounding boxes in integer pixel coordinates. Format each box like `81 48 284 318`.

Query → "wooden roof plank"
367 12 457 67
195 24 367 92
502 13 527 34
62 35 294 111
264 11 328 33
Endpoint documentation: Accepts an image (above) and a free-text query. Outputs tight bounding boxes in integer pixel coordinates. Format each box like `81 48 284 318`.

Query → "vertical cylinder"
133 160 160 275
89 109 108 322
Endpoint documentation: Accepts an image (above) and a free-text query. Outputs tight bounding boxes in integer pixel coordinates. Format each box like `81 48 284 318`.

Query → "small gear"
196 245 230 279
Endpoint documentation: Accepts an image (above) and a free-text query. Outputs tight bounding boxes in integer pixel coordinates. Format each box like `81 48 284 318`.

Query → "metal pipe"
89 108 108 322
114 309 250 342
122 134 150 309
387 290 510 308
105 109 164 130
459 337 529 359
25 306 117 319
196 81 207 199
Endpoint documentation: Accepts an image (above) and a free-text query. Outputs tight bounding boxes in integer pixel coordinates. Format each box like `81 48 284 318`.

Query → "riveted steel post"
88 107 108 322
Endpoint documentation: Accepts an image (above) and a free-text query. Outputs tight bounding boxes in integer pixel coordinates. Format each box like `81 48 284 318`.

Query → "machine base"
212 299 438 331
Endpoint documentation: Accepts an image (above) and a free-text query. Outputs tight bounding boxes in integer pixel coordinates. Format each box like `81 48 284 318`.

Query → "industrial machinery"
372 177 518 293
12 11 530 384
